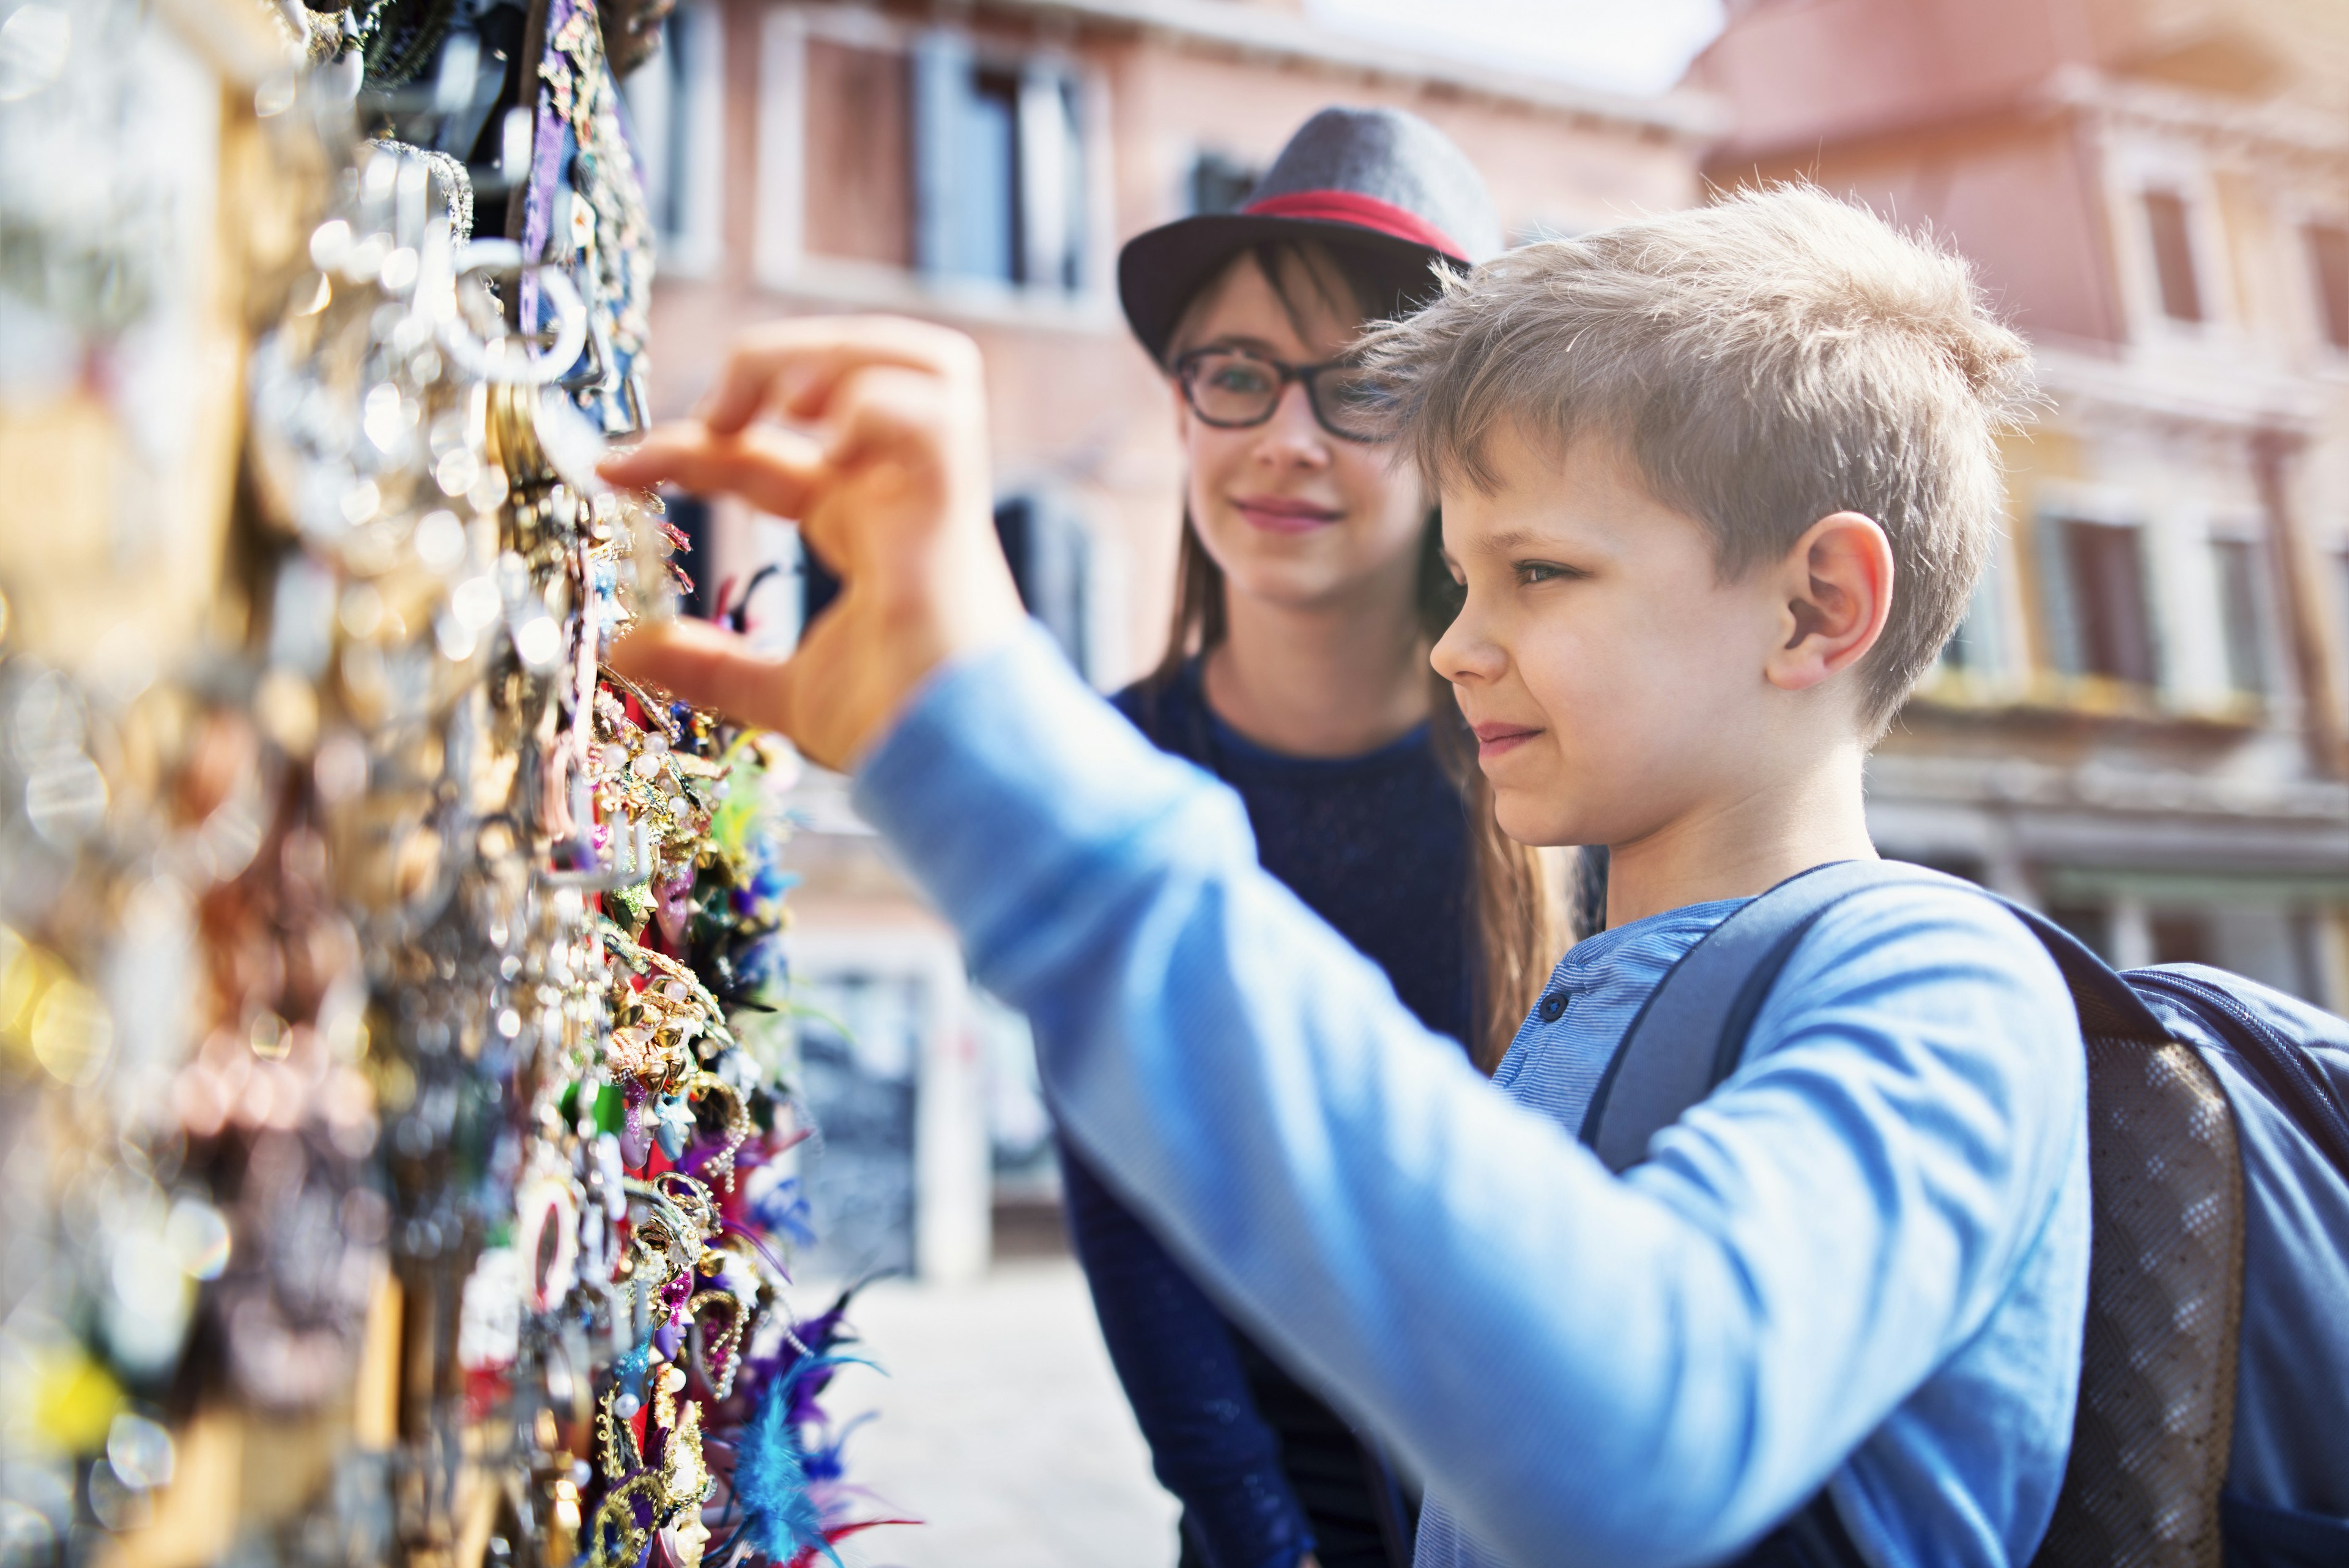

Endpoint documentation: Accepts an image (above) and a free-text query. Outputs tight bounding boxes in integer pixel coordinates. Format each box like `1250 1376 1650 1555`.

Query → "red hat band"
1241 190 1468 264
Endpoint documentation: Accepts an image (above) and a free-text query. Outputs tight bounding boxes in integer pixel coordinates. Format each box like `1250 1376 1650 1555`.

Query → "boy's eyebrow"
1474 526 1570 555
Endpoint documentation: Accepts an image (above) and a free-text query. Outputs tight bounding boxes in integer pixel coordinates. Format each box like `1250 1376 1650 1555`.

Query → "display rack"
0 2 894 1565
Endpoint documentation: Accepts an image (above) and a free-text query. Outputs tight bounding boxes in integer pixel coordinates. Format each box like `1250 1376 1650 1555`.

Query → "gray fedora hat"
1118 106 1502 364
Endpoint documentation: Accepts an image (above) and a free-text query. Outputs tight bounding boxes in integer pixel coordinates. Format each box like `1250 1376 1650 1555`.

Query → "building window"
664 493 716 620
789 970 922 1279
2151 910 2215 967
912 32 1086 292
2212 537 2267 696
2052 518 2159 686
1938 604 1995 682
2336 551 2349 686
993 492 1090 677
1937 618 1975 673
1937 568 2007 683
622 3 725 275
2143 189 2205 323
802 494 1092 677
2046 902 2113 962
2308 223 2349 351
790 29 1087 295
1189 151 1260 217
2290 910 2329 1006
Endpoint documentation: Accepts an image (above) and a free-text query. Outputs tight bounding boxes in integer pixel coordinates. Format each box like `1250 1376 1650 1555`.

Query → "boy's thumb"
607 620 790 732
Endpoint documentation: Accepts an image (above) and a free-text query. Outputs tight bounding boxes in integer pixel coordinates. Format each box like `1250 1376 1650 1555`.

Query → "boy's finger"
598 423 831 520
797 365 987 573
594 423 698 488
696 318 981 436
820 365 963 475
607 619 793 732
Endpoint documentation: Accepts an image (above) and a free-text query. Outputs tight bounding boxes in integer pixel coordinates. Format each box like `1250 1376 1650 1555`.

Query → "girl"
1064 107 1574 1568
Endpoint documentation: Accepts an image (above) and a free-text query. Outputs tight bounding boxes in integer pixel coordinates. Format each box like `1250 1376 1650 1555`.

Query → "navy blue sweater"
1060 663 1472 1568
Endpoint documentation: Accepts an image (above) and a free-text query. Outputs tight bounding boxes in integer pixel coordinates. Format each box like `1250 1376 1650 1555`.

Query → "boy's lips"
1233 495 1341 534
1471 721 1542 760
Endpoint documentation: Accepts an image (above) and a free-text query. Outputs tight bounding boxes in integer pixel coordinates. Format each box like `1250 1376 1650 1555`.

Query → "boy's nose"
1432 600 1504 685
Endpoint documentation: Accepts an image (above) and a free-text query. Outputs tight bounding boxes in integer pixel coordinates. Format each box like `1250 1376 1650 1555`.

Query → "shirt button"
1537 990 1569 1023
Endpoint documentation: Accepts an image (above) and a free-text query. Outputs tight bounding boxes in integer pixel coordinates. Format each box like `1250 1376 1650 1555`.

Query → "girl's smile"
1232 493 1343 533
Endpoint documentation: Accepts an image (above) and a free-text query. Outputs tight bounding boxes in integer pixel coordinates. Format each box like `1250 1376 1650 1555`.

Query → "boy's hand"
597 317 1026 770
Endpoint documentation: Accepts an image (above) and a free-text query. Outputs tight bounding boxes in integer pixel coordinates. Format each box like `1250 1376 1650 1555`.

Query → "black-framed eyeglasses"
1173 346 1389 443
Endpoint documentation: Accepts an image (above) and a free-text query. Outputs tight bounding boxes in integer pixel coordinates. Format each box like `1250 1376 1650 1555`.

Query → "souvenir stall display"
0 2 896 1565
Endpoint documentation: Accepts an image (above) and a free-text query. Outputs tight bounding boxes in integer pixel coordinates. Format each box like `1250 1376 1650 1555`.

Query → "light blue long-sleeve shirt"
852 626 2089 1568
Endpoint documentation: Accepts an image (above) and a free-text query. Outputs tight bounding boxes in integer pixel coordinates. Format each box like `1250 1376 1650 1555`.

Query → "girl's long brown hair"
1149 241 1577 1068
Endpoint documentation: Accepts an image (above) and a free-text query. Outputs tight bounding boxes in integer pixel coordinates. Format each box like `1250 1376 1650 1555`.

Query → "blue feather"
748 1176 816 1249
733 1355 862 1566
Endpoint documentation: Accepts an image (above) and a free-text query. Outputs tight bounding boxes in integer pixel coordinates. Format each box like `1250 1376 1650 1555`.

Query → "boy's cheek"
1516 637 1622 739
1507 682 1680 847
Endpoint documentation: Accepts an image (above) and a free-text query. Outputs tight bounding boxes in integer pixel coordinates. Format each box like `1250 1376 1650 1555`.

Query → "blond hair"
1362 184 2036 731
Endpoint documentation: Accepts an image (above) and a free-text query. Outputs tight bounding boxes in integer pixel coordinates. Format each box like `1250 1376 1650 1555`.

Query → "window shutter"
801 39 912 267
911 29 971 279
2213 538 2268 696
2309 224 2349 351
1018 69 1081 291
2143 190 2205 324
2037 515 2085 677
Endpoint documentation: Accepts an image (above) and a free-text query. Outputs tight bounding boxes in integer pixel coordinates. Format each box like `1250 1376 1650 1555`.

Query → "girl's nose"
1251 382 1330 469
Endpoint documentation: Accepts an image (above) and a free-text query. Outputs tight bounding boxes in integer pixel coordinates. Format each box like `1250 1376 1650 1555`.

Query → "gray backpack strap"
1581 861 1932 1172
1576 863 1942 1568
1573 861 1915 1568
1575 858 2183 1568
1581 860 2162 1174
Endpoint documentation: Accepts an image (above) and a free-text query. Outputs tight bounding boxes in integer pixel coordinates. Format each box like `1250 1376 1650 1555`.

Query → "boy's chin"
1491 790 1587 850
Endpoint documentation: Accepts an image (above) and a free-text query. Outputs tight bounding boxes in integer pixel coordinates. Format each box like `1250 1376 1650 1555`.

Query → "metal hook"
440 239 588 385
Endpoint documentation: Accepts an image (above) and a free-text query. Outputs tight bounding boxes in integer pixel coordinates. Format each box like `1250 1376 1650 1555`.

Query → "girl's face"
1172 251 1430 618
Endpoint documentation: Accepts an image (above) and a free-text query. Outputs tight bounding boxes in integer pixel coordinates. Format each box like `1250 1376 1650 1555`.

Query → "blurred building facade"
622 0 1715 1274
627 0 2349 1278
1697 0 2349 1001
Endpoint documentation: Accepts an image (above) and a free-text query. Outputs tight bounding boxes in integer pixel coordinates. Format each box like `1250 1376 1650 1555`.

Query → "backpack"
1579 860 2349 1568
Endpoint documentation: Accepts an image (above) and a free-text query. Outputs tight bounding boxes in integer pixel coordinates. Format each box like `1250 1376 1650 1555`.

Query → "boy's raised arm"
605 322 2081 1568
847 621 2079 1568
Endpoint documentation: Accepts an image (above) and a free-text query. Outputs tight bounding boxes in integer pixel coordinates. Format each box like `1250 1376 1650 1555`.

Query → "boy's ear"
1764 510 1894 696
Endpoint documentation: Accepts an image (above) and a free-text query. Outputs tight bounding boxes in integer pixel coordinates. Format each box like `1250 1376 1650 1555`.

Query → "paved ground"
809 1258 1181 1568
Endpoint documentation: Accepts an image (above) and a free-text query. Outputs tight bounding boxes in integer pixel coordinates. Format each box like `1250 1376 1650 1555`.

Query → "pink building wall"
644 0 1710 685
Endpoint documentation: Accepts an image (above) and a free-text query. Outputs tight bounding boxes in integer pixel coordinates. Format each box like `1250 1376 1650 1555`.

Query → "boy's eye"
1515 560 1579 585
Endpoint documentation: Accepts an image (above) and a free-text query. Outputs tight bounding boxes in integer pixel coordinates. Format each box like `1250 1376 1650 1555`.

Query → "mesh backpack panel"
1587 863 2349 1564
2033 1035 2243 1568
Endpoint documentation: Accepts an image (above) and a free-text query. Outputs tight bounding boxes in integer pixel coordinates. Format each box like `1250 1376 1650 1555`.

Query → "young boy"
603 187 2079 1568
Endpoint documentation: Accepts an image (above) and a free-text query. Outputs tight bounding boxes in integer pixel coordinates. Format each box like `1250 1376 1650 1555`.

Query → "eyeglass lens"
1182 350 1386 442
